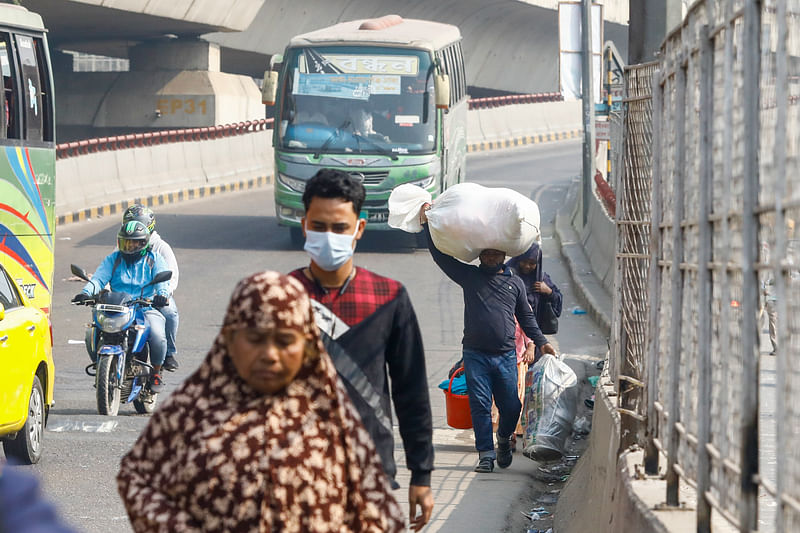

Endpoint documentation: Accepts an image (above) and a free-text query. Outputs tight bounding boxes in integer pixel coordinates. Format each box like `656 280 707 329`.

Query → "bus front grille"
349 171 389 186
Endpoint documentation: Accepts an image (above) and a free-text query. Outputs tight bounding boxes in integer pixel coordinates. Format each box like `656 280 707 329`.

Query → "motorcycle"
70 264 172 416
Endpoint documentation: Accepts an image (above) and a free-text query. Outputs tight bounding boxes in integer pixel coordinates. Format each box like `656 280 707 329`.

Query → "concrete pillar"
55 39 264 141
129 40 221 72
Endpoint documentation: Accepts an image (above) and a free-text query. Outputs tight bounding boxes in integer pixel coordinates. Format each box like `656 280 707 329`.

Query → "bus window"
33 37 52 142
14 34 43 142
0 34 18 139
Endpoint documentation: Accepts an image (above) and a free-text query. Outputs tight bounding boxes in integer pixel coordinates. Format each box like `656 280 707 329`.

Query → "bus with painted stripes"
262 15 467 244
0 4 56 315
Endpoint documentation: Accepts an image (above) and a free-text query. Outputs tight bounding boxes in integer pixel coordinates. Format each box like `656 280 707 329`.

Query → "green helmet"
122 204 156 233
117 220 151 259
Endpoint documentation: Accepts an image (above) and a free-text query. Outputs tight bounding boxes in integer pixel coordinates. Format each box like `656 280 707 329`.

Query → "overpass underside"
205 0 629 96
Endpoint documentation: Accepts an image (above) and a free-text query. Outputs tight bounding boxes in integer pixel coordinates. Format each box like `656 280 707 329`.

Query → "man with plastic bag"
419 204 556 474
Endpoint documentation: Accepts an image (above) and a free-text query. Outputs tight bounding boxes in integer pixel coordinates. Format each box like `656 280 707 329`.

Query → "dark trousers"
463 348 521 458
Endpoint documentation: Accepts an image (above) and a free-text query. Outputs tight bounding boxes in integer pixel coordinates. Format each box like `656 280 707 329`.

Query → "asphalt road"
5 139 607 532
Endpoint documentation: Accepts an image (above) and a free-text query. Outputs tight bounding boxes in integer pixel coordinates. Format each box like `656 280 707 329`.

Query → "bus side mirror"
262 71 279 106
435 73 450 110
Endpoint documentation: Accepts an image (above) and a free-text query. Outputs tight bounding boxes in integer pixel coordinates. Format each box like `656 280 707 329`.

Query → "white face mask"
303 221 360 271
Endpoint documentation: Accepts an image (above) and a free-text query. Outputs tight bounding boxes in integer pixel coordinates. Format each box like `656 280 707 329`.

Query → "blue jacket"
81 250 169 300
424 225 548 353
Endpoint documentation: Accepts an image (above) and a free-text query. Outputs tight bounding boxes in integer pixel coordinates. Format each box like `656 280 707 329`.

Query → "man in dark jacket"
420 205 556 473
289 169 434 531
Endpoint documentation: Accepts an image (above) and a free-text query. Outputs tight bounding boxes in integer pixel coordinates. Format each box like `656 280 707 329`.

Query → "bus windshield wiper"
352 132 399 161
314 119 350 159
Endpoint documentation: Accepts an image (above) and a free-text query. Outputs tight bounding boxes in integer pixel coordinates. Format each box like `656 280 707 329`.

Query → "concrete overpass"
16 0 627 140
18 0 267 140
204 0 629 96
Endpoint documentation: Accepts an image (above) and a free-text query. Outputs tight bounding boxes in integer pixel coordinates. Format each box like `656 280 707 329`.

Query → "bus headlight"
409 175 435 189
278 173 307 192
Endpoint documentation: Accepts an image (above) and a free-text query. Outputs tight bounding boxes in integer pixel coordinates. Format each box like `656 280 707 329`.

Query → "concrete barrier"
55 129 273 223
554 376 671 533
568 173 616 295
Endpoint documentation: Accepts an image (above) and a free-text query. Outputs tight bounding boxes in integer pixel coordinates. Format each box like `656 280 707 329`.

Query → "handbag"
537 299 559 335
535 252 558 335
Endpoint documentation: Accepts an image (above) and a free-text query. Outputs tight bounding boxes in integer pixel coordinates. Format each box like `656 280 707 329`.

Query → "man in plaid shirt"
289 169 434 531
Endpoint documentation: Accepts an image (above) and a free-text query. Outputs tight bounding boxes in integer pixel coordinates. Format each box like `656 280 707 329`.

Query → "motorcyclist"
71 221 171 393
122 204 180 372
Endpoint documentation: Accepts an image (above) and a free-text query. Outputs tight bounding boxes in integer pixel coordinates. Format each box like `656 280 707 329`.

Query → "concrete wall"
468 100 581 143
554 377 670 533
205 0 628 94
55 131 273 217
572 181 616 294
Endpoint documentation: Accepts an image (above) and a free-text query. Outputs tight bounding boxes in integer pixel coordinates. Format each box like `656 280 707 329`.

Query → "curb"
554 178 613 338
467 129 581 153
56 175 272 226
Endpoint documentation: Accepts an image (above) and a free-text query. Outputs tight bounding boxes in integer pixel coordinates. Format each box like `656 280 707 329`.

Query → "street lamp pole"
581 0 595 226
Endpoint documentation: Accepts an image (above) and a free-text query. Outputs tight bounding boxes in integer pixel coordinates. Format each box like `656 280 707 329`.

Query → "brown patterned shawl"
117 271 405 532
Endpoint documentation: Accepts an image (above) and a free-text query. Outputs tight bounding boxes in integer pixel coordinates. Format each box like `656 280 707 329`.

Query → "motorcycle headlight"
278 173 307 192
409 175 435 189
95 308 133 333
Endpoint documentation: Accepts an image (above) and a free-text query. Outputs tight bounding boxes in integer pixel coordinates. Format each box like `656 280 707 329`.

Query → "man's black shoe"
163 355 179 372
497 435 513 468
474 456 494 473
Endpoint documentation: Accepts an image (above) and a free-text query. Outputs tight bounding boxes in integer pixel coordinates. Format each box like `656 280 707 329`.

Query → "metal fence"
612 61 658 449
608 0 800 530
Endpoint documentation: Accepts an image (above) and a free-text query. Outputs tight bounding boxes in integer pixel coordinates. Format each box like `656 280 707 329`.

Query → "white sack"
387 183 432 233
389 182 540 262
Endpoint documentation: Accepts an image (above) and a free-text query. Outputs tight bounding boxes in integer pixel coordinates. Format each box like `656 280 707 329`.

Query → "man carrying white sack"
419 203 556 474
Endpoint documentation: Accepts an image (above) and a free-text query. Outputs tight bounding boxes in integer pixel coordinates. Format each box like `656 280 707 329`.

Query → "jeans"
158 299 179 356
463 348 521 459
144 309 167 367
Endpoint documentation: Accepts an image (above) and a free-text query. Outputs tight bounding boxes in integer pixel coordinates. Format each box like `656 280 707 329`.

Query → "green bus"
0 4 56 315
262 15 467 243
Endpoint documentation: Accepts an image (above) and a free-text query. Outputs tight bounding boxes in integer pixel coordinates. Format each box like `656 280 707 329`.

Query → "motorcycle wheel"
133 393 158 414
96 355 121 416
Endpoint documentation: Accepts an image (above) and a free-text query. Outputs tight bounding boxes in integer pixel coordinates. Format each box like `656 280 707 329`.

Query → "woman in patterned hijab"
117 271 405 532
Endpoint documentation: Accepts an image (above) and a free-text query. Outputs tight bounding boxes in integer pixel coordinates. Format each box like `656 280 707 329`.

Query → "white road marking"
49 421 118 433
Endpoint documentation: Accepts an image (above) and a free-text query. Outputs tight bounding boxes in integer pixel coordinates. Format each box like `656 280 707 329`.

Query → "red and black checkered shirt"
289 266 434 487
290 267 401 326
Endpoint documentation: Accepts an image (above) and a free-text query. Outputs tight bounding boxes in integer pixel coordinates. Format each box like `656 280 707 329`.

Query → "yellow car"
0 263 55 464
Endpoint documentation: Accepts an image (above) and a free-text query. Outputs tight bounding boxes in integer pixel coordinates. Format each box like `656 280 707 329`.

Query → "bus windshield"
277 46 436 156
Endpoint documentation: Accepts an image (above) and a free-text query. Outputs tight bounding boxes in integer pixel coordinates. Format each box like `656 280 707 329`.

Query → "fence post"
740 0 761 530
773 0 789 531
644 69 663 475
696 20 714 533
665 55 687 507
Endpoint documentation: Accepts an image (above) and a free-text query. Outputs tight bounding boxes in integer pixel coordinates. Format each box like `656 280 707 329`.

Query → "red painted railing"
56 92 565 159
594 170 616 218
56 118 274 160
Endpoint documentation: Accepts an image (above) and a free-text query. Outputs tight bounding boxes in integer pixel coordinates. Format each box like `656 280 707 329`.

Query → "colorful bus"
262 15 467 243
0 4 56 464
0 4 55 315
